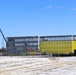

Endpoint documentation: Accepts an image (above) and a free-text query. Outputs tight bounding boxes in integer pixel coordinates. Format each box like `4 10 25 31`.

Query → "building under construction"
1 28 76 56
39 35 76 55
7 36 38 55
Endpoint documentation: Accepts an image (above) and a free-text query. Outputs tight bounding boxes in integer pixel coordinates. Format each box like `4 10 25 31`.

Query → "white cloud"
45 5 52 9
71 8 76 10
45 5 63 10
45 5 76 11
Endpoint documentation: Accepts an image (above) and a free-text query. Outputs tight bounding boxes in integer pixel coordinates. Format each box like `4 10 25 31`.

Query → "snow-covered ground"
0 56 76 75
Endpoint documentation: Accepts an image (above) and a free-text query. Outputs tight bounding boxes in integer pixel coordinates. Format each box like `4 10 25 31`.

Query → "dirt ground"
0 56 76 75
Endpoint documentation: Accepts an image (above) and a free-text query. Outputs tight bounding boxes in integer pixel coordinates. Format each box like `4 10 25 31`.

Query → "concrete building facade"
7 36 38 55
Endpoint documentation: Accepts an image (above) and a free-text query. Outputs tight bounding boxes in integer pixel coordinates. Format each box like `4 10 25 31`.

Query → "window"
15 43 25 46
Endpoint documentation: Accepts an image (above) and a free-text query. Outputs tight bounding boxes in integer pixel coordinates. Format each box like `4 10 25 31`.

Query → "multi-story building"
39 35 76 55
7 36 38 55
6 35 76 55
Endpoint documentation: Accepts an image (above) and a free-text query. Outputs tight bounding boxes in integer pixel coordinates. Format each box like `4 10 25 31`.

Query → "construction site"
1 29 76 56
0 56 76 75
0 29 76 75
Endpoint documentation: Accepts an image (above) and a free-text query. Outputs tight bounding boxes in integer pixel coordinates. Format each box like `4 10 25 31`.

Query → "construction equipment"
0 29 29 56
0 28 7 55
0 28 8 47
0 29 7 43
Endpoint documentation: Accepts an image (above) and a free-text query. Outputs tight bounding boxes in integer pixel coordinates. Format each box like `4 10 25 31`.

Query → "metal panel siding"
72 41 76 53
39 41 72 54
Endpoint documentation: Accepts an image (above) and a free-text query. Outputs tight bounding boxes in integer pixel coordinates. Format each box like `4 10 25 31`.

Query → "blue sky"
0 0 76 48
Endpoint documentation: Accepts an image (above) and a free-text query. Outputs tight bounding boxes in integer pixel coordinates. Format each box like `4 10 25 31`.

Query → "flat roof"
7 36 38 38
40 35 76 38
